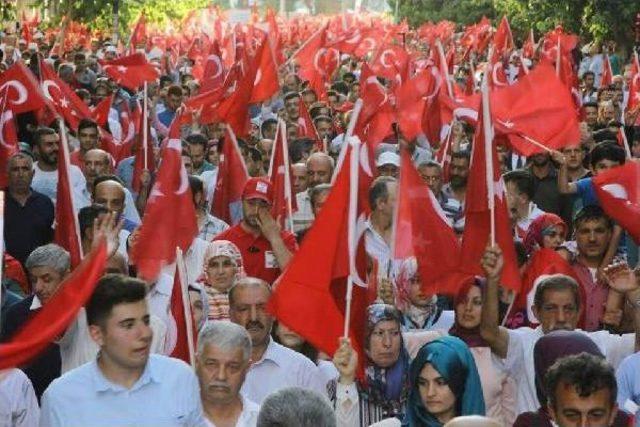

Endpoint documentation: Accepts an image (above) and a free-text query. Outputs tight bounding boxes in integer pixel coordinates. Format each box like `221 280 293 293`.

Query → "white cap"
376 151 400 167
104 45 117 53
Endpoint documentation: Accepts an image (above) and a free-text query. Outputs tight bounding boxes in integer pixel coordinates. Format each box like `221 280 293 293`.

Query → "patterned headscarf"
362 304 411 419
523 213 567 255
200 240 245 284
402 336 485 427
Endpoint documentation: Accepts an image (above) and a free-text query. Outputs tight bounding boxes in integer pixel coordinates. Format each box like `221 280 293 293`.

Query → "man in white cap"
376 151 400 178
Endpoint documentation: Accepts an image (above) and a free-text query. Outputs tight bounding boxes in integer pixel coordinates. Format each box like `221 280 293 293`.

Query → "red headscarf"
523 213 567 255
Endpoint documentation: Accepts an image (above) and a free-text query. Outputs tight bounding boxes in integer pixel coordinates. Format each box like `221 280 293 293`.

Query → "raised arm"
603 262 640 351
551 150 578 194
479 244 510 358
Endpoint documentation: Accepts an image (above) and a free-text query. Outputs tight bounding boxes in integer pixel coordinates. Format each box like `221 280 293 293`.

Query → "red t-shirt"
213 224 298 285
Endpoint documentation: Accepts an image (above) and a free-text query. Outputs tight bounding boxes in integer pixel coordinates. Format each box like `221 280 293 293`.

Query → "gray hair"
257 387 336 427
25 244 71 275
309 183 331 210
7 152 34 172
197 321 252 362
228 277 271 307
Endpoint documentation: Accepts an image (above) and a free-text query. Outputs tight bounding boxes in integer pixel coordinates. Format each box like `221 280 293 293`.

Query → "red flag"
90 94 113 128
593 160 640 244
394 67 439 140
491 16 514 63
522 29 536 60
268 120 297 230
0 239 107 370
491 63 580 156
250 39 280 104
297 99 320 146
626 52 640 113
211 126 249 225
460 76 521 292
168 250 196 366
39 60 92 130
0 90 19 188
0 62 50 114
200 41 226 93
131 115 198 282
268 141 368 375
393 149 461 295
370 43 410 85
54 122 83 268
129 12 147 54
101 53 159 91
601 54 613 88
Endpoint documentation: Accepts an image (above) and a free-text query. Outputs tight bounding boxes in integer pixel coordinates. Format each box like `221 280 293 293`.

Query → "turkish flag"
395 67 439 140
593 160 640 244
211 126 249 225
491 16 515 63
129 12 147 53
491 63 580 156
90 94 113 128
0 90 19 188
297 100 320 146
291 23 328 83
101 53 159 91
200 40 226 93
626 54 640 112
250 39 280 104
370 44 410 85
168 253 196 366
0 239 107 370
522 29 536 59
460 83 521 292
0 62 49 114
131 115 198 282
394 149 461 295
39 60 92 131
601 54 613 88
54 123 83 268
268 141 369 375
268 120 297 230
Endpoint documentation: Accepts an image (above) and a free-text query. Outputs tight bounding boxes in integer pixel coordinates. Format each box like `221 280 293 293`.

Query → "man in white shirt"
292 153 333 233
228 278 323 403
365 176 400 278
40 274 206 427
0 369 39 427
31 127 86 206
479 246 640 415
195 321 260 427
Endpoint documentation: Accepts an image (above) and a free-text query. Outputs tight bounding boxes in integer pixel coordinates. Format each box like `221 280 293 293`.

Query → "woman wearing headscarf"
523 213 568 257
395 257 454 332
449 277 516 426
513 330 632 426
198 240 245 321
331 304 442 426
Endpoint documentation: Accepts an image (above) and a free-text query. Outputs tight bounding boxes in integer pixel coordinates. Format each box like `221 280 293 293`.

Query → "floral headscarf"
200 240 246 284
523 213 567 255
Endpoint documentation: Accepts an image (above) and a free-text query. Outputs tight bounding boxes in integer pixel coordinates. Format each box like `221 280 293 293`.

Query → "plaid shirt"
199 214 230 241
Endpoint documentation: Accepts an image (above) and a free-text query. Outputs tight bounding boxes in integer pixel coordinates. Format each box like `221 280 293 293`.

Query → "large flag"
459 71 521 292
54 121 83 268
268 138 369 374
131 116 198 282
0 62 49 114
128 12 147 53
593 160 640 244
268 120 297 230
168 249 196 366
101 53 159 91
211 126 249 225
490 63 580 156
200 40 226 93
39 60 92 130
0 90 19 188
393 149 461 295
249 39 280 104
0 239 107 369
600 54 613 88
394 67 439 140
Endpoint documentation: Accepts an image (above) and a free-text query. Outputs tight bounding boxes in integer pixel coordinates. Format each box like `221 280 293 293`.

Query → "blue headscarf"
402 336 485 427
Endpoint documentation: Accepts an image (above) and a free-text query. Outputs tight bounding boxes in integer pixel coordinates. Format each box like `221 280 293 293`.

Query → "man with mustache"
479 245 640 416
228 278 323 404
195 322 260 427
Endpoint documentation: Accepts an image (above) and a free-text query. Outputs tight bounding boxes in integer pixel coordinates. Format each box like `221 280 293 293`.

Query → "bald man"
291 163 308 195
89 175 141 231
83 149 111 191
291 152 334 232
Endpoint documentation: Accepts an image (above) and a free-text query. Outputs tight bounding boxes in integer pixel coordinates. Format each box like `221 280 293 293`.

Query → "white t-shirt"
203 396 260 427
0 369 39 427
32 161 87 206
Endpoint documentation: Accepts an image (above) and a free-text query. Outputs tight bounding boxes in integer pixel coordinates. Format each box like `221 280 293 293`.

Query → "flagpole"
555 38 561 77
143 81 149 171
436 39 454 98
481 66 496 246
333 99 363 184
343 135 361 339
176 247 196 368
281 120 295 232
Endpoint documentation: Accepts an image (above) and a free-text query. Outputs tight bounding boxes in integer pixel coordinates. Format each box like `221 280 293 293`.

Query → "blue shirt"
616 352 640 425
40 354 206 427
576 177 599 207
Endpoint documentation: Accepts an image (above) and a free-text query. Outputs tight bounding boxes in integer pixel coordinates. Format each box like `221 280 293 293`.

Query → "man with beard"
31 127 87 206
292 152 334 233
443 151 470 204
283 92 301 125
526 152 571 222
4 152 54 265
195 322 260 427
213 178 297 285
228 278 322 404
479 245 640 415
417 161 463 233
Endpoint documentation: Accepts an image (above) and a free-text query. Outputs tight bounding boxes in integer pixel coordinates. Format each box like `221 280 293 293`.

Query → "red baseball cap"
242 178 273 204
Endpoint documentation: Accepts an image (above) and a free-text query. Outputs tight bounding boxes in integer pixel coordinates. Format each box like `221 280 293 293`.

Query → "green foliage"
394 0 495 28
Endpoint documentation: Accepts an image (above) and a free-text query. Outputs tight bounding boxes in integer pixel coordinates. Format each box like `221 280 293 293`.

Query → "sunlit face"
84 151 110 183
542 225 566 250
36 133 59 166
549 383 616 427
418 363 457 424
205 255 237 292
532 289 579 334
291 164 308 194
8 157 34 193
196 343 248 406
562 145 585 170
367 320 401 368
78 126 99 152
306 157 332 188
575 218 611 261
241 198 270 229
455 285 482 329
229 285 273 348
418 165 443 194
93 181 125 216
30 266 65 305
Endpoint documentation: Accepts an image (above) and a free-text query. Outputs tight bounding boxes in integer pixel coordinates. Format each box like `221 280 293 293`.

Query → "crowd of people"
0 6 640 427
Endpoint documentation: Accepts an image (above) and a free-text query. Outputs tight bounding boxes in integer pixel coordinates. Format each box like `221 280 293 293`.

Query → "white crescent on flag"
0 81 28 106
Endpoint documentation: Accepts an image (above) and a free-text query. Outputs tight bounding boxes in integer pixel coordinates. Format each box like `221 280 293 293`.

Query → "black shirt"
4 189 54 265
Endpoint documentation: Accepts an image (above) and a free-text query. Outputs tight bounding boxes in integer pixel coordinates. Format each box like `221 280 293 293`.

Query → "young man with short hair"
40 274 206 427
